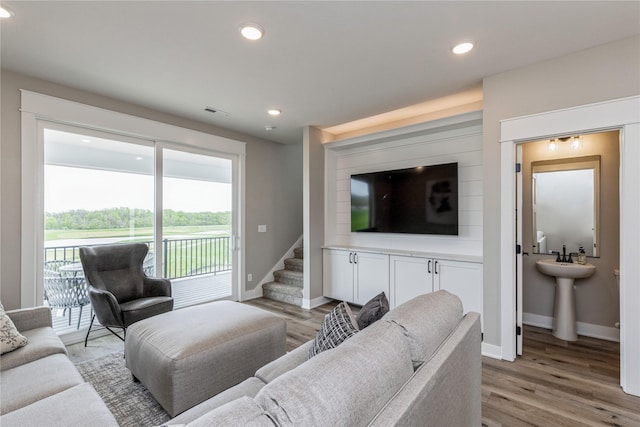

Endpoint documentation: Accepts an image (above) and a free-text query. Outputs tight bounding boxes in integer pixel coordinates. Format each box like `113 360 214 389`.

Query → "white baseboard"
523 312 620 342
303 296 331 309
240 285 263 301
482 342 502 359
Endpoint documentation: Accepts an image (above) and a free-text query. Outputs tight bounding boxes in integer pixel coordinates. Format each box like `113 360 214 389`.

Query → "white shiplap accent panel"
325 117 483 256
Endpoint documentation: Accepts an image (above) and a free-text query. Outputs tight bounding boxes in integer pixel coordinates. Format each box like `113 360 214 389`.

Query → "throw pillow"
0 302 28 355
308 301 359 359
356 292 390 329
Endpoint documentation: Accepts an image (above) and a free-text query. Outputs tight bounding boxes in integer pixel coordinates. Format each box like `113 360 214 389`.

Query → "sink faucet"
558 245 573 263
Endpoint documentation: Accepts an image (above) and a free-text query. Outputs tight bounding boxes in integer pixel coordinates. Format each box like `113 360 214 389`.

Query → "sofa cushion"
355 292 389 329
0 383 117 427
170 377 266 425
0 327 67 372
255 341 312 384
0 353 85 414
255 320 413 426
0 303 28 355
384 290 463 369
186 396 273 427
308 301 359 358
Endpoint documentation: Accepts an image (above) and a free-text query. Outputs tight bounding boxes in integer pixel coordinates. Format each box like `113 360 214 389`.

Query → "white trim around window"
20 90 246 308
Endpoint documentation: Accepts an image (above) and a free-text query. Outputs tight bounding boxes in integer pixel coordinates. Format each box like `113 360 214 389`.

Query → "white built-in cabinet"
390 255 483 317
323 249 389 305
389 255 432 307
324 248 483 326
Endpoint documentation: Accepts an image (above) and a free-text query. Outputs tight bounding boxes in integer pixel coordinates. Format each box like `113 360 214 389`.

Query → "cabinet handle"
349 253 353 264
354 253 358 264
434 260 439 274
428 260 431 274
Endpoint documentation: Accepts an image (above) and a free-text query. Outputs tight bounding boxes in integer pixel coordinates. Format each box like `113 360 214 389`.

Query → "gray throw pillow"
356 292 390 329
308 301 359 359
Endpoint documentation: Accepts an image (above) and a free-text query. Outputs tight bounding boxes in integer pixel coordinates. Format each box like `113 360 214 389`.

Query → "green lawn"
45 225 230 241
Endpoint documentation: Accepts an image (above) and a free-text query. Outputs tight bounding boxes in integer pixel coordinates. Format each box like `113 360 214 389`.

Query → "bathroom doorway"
515 130 621 361
500 95 640 397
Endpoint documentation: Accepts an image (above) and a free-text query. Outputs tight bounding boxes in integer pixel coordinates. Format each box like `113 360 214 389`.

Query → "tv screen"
350 163 458 235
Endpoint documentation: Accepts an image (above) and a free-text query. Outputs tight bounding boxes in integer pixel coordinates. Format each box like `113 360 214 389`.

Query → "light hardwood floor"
67 298 640 426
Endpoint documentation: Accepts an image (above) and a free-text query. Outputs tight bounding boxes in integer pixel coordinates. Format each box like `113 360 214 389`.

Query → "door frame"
499 95 640 396
20 90 246 310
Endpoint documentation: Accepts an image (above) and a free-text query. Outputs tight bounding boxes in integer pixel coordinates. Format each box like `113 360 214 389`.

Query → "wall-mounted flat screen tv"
350 162 458 235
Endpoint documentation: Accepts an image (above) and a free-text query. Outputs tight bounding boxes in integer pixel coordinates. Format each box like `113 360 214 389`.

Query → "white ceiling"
2 1 639 145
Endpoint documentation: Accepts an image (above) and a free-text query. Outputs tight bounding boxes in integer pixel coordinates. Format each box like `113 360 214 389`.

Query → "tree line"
45 208 231 230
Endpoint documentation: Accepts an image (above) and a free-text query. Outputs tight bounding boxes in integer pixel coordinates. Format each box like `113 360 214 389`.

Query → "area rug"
75 351 170 427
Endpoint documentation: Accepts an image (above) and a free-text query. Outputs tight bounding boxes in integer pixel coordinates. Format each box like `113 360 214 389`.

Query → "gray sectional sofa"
169 290 482 426
0 290 481 426
0 306 117 426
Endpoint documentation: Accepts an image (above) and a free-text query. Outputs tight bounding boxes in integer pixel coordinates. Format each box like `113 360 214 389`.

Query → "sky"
45 165 232 213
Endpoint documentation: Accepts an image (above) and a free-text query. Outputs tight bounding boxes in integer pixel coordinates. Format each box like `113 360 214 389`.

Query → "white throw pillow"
0 302 28 355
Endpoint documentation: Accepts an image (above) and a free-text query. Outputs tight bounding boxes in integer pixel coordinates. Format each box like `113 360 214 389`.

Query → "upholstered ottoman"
124 301 287 417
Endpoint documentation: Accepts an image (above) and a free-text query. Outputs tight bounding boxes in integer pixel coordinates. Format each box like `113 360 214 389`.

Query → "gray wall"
482 35 640 346
522 132 620 328
0 70 303 309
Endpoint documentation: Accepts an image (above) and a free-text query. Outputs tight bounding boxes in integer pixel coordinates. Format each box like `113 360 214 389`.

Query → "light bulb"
240 23 264 41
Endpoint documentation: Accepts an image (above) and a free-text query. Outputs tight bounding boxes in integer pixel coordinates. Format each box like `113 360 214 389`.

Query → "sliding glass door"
42 123 237 335
161 148 234 308
43 124 155 334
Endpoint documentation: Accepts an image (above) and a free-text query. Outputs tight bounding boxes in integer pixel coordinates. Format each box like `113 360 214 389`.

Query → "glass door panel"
161 148 233 308
43 125 154 335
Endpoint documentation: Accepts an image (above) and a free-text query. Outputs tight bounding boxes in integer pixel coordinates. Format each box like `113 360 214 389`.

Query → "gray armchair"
79 243 173 346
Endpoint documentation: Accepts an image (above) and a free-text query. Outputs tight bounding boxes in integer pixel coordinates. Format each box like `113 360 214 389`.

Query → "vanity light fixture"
240 23 265 41
0 5 15 18
571 135 582 150
548 139 558 152
267 109 281 116
452 42 474 55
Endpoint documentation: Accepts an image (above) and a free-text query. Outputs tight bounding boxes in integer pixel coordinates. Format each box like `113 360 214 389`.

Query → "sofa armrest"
369 312 482 427
6 307 52 332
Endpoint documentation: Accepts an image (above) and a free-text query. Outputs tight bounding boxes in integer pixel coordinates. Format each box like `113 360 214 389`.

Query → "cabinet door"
353 252 389 305
389 256 432 308
434 259 483 323
323 249 354 302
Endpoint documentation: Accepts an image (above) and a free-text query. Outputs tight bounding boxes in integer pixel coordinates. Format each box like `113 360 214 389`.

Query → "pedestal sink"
535 259 596 341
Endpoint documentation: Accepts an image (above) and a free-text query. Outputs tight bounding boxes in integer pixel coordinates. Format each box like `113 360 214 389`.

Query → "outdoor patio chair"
43 273 91 329
79 243 173 346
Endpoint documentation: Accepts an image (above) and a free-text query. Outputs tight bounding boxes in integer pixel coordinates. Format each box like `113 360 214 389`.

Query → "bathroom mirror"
532 155 600 257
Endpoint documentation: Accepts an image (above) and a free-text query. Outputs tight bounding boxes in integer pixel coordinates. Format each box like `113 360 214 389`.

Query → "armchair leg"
84 314 95 347
84 314 126 346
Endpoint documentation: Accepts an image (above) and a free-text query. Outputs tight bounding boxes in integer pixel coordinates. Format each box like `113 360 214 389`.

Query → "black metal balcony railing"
44 237 232 280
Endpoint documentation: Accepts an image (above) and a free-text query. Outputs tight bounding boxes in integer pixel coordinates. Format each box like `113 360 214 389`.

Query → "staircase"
262 247 303 306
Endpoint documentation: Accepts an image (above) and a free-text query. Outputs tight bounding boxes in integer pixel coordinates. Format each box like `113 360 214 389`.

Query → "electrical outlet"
258 225 267 233
247 273 253 282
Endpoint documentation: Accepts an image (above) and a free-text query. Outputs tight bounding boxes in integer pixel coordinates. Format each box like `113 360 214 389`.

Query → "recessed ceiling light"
452 42 474 55
0 5 15 18
135 156 144 161
240 23 264 41
267 109 281 116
